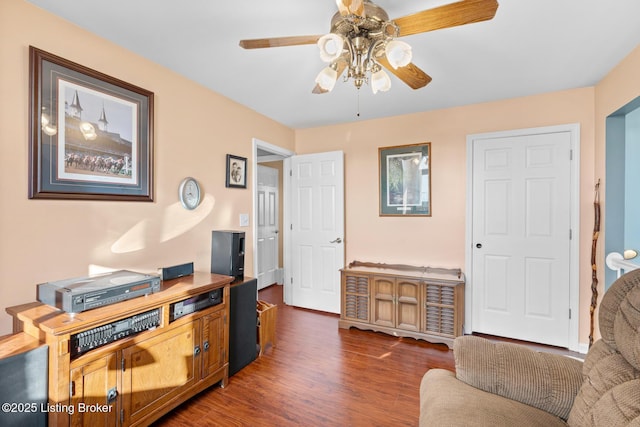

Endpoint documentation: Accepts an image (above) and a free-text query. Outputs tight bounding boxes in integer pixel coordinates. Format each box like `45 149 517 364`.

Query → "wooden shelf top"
6 272 233 336
342 266 464 283
343 260 465 283
0 332 45 359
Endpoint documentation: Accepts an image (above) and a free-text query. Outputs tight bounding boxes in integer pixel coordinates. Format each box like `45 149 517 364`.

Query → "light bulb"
385 40 412 69
317 34 345 63
371 69 391 94
315 66 339 92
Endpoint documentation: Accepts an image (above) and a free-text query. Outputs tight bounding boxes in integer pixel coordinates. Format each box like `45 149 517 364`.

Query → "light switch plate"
239 213 249 227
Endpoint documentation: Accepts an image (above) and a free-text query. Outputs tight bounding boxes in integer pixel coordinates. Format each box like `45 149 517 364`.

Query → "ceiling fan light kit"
315 65 339 91
371 68 391 94
317 33 346 62
239 0 499 95
385 40 413 70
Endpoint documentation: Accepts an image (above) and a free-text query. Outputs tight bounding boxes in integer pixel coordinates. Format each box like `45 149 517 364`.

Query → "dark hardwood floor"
153 284 453 426
154 284 583 426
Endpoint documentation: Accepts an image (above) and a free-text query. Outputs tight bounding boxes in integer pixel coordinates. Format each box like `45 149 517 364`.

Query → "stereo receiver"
169 289 223 322
70 308 161 358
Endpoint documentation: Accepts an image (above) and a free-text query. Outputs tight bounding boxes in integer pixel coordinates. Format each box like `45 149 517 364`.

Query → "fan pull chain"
356 88 361 118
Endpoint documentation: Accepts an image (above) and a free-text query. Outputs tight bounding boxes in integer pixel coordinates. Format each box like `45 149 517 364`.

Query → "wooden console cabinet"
339 262 465 348
6 272 232 427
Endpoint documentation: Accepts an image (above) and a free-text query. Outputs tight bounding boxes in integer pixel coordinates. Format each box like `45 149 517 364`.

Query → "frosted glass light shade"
315 66 338 91
385 40 412 69
371 69 391 94
317 34 345 63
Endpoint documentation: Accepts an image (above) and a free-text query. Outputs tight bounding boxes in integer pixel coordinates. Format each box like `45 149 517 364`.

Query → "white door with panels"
289 151 345 314
470 129 573 347
257 165 279 290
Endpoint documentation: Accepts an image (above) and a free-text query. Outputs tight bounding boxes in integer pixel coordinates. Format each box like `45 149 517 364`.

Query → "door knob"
330 237 342 244
476 243 482 249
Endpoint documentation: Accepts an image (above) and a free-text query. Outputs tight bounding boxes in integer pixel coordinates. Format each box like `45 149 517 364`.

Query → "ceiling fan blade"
377 57 432 90
312 60 349 94
394 0 499 37
336 0 365 17
239 35 322 49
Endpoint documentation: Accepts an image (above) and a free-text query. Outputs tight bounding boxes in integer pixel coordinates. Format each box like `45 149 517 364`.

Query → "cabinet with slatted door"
339 262 464 348
423 280 464 339
339 272 371 325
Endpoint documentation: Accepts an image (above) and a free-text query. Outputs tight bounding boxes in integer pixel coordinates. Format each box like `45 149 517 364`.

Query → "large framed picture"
28 46 154 201
225 154 247 189
379 143 431 216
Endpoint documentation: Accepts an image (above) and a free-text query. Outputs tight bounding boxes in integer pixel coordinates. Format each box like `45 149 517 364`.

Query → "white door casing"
466 124 581 352
257 165 279 290
252 138 294 301
288 151 345 313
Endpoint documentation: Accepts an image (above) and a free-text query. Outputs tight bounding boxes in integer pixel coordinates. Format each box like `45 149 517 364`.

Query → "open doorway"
252 139 294 293
605 96 640 287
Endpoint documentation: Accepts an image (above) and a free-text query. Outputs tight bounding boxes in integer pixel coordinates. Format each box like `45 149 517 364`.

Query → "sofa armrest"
454 336 583 420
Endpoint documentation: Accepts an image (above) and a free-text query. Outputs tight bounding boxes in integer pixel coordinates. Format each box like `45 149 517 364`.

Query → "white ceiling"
26 0 640 129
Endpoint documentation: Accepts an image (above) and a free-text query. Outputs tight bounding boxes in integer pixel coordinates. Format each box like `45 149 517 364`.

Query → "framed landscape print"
379 143 431 216
28 46 154 201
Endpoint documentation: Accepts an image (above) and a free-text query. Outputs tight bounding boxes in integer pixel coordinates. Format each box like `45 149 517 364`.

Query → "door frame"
252 138 294 298
465 123 582 353
256 164 280 290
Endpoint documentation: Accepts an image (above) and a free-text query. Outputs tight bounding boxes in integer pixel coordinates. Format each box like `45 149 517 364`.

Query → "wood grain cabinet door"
396 279 421 332
372 276 395 328
69 353 118 427
121 322 201 425
201 311 224 379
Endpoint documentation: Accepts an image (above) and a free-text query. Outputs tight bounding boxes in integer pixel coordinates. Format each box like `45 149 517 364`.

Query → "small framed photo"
379 143 431 216
226 154 247 188
28 46 154 201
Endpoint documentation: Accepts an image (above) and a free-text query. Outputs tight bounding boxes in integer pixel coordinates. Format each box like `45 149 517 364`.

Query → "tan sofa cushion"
566 270 640 426
454 336 583 420
420 369 567 427
598 270 640 371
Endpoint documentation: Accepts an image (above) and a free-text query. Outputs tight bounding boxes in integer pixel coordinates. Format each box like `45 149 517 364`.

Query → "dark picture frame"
226 154 247 189
28 46 154 201
379 143 431 216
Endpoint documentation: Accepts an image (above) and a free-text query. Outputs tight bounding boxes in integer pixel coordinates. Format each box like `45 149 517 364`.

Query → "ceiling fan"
239 0 499 94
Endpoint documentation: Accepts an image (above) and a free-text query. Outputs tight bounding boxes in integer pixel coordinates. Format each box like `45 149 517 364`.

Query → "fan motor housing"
330 1 391 38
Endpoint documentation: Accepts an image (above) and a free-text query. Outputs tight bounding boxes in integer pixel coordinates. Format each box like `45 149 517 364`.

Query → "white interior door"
470 130 573 347
289 151 344 313
257 165 279 290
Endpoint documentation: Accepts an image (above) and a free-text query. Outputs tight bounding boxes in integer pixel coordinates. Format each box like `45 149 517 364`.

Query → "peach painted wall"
1 0 637 347
0 0 294 335
295 88 597 345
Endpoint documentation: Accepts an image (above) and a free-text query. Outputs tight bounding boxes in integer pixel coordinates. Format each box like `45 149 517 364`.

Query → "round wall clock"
179 177 201 210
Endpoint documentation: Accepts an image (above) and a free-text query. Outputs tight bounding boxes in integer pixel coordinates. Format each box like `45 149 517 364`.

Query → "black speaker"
229 278 257 376
0 340 48 427
211 230 245 280
158 262 194 281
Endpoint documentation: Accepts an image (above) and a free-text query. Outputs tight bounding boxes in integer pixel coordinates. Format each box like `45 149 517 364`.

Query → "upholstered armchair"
419 269 640 426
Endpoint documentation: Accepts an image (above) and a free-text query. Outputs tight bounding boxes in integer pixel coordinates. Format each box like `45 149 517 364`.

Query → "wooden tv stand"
339 261 465 348
7 272 233 427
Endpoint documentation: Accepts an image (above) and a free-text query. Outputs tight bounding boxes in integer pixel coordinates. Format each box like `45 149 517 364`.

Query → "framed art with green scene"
379 143 431 216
